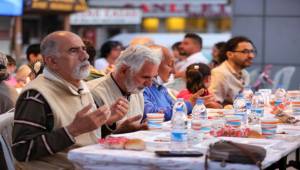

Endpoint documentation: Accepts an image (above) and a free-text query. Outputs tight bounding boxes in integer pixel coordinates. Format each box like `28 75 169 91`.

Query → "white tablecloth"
68 125 300 170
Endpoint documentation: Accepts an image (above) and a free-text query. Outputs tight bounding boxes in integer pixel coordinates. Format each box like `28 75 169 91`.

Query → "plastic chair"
0 109 15 170
272 66 296 90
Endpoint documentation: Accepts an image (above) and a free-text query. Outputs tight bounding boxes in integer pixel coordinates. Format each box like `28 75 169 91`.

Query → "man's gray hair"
40 38 58 57
115 45 162 72
40 32 63 57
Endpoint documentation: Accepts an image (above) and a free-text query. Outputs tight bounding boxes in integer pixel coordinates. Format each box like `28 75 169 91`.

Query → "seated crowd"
0 31 256 169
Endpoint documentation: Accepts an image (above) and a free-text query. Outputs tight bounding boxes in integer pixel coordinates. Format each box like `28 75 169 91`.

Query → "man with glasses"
209 36 256 105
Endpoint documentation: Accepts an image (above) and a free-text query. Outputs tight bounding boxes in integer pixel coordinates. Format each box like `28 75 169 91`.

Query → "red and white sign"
70 8 142 25
88 0 230 17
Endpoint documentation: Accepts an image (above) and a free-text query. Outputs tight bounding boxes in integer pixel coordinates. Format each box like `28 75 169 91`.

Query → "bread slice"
124 139 145 151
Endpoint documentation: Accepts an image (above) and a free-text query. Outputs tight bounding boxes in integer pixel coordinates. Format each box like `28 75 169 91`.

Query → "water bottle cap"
177 98 184 102
236 93 243 98
246 102 251 108
196 99 203 104
255 92 262 95
176 106 184 112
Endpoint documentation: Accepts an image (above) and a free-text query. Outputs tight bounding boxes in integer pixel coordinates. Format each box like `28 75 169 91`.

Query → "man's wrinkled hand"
66 104 111 137
107 97 129 125
113 114 147 134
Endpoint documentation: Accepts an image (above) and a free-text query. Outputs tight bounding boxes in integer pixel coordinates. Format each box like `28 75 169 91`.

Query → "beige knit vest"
22 75 99 146
88 75 144 125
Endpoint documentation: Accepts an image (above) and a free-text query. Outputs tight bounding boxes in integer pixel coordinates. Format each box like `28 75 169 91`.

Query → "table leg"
278 156 287 170
287 148 300 169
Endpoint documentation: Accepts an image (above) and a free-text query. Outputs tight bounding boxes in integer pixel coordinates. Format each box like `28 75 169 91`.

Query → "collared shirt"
110 73 131 101
43 68 89 95
143 80 192 121
209 61 250 104
178 51 209 72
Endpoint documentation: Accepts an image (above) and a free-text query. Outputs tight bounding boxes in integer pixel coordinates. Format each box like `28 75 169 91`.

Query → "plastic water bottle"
251 92 265 118
233 94 247 125
242 87 253 124
274 85 287 106
171 107 188 151
242 87 253 102
192 99 207 121
172 98 187 126
172 98 187 116
190 99 209 141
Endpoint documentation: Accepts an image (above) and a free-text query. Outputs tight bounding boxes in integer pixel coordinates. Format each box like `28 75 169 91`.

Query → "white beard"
124 70 143 94
72 61 90 80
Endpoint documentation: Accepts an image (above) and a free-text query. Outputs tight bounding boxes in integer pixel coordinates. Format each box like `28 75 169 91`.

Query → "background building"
232 0 300 89
72 0 231 50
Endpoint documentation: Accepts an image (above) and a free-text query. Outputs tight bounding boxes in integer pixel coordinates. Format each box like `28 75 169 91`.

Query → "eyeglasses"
232 49 257 55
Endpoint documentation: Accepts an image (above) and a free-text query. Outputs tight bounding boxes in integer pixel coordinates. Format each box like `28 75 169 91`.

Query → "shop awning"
24 0 88 13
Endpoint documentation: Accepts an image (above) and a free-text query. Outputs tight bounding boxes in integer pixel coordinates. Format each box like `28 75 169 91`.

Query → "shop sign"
70 8 142 25
25 0 87 12
88 0 230 17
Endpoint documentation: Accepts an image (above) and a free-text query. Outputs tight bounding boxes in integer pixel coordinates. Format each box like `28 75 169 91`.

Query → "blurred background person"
171 41 187 71
209 36 255 105
15 43 42 89
95 40 123 74
28 61 44 80
210 41 226 68
15 64 32 89
175 33 209 78
25 43 43 64
177 63 222 108
0 52 18 114
130 37 154 47
83 39 105 81
4 55 17 87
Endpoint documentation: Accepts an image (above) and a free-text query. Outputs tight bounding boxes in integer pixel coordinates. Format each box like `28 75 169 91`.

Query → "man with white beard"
12 31 129 169
88 45 162 134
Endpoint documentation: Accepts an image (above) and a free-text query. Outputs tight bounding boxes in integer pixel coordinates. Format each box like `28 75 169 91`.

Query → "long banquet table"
68 122 300 170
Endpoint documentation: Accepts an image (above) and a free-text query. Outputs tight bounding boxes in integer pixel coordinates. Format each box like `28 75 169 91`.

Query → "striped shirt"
12 90 75 162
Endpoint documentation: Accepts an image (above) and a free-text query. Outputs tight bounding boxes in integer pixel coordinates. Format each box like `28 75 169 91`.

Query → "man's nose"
249 53 255 59
144 79 153 87
79 50 89 61
170 66 175 74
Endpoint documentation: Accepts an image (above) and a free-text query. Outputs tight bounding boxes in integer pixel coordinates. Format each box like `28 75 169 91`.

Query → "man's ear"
44 56 58 69
29 54 35 62
226 51 233 60
119 64 130 75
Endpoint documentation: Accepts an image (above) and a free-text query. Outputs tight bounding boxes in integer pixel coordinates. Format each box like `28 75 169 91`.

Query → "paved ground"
286 151 299 170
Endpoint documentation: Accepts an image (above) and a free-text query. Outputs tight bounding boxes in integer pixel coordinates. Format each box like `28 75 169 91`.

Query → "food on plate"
99 136 128 149
224 105 233 109
210 125 250 137
124 139 145 151
99 137 145 150
275 112 300 125
271 103 285 114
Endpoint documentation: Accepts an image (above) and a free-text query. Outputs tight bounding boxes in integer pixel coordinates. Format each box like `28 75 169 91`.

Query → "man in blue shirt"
143 45 192 121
